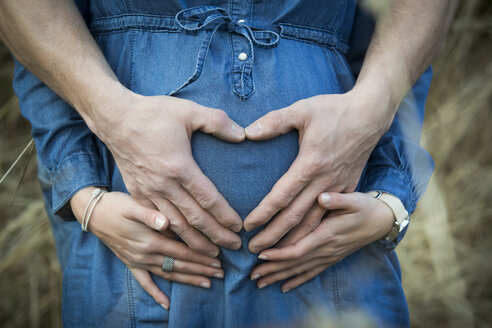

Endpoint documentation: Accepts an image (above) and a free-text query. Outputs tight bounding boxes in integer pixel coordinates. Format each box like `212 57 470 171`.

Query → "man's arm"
243 0 457 253
353 0 458 128
0 0 246 251
0 0 121 133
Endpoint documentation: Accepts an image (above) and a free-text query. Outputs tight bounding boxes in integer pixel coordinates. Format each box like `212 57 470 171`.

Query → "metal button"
237 19 246 24
238 52 248 61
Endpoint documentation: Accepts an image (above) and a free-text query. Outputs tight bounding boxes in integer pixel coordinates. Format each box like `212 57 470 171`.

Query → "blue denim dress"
13 1 434 327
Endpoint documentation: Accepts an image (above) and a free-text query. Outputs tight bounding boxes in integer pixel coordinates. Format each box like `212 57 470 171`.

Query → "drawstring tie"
169 6 280 99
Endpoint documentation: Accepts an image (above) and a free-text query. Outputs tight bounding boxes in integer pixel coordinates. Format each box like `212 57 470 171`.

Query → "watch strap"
366 191 409 225
367 191 410 242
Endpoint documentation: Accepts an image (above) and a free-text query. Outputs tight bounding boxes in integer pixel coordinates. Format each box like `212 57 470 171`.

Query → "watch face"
386 227 399 242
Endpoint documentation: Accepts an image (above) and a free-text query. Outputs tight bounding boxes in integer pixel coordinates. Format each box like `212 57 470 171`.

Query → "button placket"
169 5 278 99
230 0 255 100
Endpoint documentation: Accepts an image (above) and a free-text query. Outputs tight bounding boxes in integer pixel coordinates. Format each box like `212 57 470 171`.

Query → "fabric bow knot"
169 6 280 98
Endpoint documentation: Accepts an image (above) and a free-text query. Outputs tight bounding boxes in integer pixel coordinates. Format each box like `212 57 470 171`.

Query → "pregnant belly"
191 130 299 220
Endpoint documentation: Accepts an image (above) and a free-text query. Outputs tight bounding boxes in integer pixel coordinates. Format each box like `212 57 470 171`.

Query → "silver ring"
161 256 175 272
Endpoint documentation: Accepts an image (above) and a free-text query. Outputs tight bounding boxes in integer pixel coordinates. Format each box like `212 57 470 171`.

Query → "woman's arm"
243 0 457 253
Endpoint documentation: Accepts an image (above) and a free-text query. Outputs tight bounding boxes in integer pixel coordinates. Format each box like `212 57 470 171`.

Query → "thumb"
245 102 304 141
130 203 170 231
191 105 245 142
318 192 357 211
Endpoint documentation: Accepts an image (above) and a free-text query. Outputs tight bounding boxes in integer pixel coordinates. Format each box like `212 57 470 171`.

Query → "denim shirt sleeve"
11 0 108 220
348 6 435 249
358 68 434 214
13 61 109 219
357 67 434 249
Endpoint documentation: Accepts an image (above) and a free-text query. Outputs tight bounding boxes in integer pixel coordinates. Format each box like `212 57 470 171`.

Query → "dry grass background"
0 1 491 327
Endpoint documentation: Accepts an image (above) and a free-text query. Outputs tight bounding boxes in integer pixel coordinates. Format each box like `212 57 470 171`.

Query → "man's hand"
242 0 458 253
243 90 391 253
101 93 246 253
249 192 394 293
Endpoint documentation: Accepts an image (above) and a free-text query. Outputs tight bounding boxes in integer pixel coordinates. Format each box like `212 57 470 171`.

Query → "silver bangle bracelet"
81 188 106 232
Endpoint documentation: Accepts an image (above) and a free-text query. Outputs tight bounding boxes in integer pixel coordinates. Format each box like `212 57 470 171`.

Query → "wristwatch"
366 191 410 242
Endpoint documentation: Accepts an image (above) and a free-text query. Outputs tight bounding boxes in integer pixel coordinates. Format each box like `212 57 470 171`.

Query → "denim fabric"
13 1 434 327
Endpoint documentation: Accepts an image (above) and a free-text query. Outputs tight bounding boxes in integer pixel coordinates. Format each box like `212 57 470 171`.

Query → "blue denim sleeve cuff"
51 152 109 219
358 166 416 251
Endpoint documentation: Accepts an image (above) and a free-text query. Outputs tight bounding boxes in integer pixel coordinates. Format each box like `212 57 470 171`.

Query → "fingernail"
231 122 245 138
214 272 224 279
258 254 269 260
211 262 221 268
251 273 261 281
245 122 262 136
161 303 169 310
155 215 166 230
200 282 211 288
233 241 242 250
208 250 220 257
282 288 291 294
321 193 331 207
232 224 242 232
258 283 268 289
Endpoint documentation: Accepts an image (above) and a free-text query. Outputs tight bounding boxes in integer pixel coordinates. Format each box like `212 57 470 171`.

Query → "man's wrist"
74 80 132 142
347 80 396 134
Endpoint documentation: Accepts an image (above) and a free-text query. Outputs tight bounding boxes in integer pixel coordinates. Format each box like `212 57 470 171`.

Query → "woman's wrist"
70 186 108 224
370 196 397 240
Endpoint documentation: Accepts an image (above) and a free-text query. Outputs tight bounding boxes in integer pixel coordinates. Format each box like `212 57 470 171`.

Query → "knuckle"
321 232 336 245
137 240 155 253
196 193 219 211
118 249 133 265
211 109 228 130
322 247 335 259
160 271 172 280
268 111 282 129
187 212 207 230
175 248 191 261
165 160 186 179
304 156 325 178
130 252 146 264
276 190 296 209
303 217 321 231
169 218 187 234
283 212 303 228
166 167 183 180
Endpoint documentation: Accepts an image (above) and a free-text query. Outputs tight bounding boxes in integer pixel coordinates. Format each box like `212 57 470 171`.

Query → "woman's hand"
243 90 393 253
249 192 395 293
71 187 225 309
97 92 246 253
